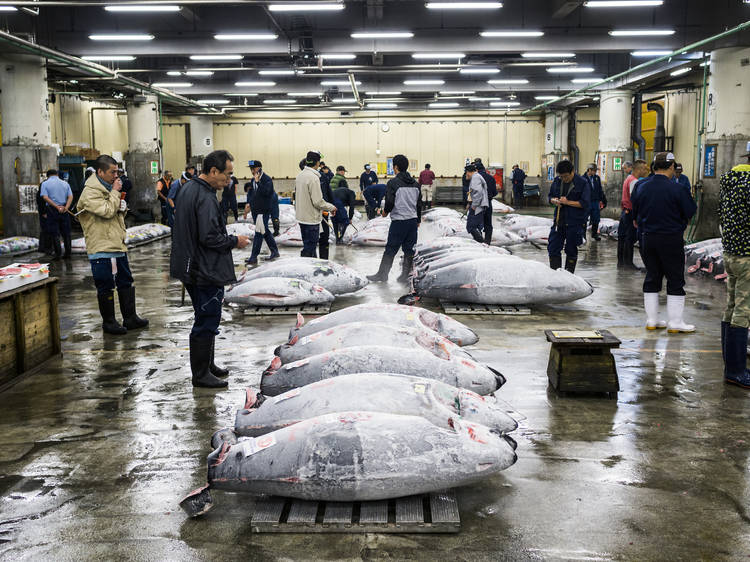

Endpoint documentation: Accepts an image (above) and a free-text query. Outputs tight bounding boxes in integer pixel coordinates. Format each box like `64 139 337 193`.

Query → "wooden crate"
0 278 61 391
544 329 620 397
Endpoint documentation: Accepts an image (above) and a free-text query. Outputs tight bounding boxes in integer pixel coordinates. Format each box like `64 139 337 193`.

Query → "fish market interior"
1 0 750 559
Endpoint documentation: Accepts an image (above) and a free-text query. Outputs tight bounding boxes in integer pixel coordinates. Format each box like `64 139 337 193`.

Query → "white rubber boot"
644 292 666 330
666 295 695 333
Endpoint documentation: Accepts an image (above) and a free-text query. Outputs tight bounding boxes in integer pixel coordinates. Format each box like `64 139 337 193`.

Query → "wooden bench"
544 329 620 397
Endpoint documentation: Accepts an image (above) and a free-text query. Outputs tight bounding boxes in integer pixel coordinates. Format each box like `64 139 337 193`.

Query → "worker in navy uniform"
461 166 471 206
244 160 280 265
40 169 74 259
363 183 386 219
673 163 692 193
313 160 337 260
631 152 697 333
359 164 378 192
220 173 239 222
547 159 591 274
585 163 607 241
511 164 526 208
474 159 497 244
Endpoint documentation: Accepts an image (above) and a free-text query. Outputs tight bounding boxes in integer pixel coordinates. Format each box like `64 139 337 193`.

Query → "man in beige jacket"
295 150 336 257
77 155 148 335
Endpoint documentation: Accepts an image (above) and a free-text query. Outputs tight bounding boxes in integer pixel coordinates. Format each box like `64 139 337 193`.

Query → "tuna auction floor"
0 210 746 561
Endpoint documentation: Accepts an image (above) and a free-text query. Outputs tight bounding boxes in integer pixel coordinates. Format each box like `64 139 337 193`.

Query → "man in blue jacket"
511 164 526 208
244 159 280 265
632 152 697 333
673 163 692 193
475 159 497 244
360 164 378 192
585 163 607 241
548 160 591 274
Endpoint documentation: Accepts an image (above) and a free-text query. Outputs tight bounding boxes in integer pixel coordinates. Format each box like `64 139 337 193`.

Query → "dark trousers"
462 186 469 206
38 213 55 255
618 209 637 257
548 223 583 260
161 202 170 225
641 233 686 295
249 212 279 262
185 284 224 339
221 195 238 221
319 218 330 259
385 218 418 257
466 208 485 233
482 207 493 241
45 207 71 257
90 255 133 296
589 203 601 232
334 221 348 241
513 185 524 208
300 223 319 258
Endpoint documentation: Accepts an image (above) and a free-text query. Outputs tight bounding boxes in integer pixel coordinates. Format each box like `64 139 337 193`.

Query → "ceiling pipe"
348 72 362 109
631 92 646 160
647 101 666 153
522 19 750 115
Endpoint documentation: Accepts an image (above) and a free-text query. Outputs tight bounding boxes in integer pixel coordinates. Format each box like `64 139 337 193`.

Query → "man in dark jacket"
585 163 607 240
360 164 378 192
309 159 337 259
363 183 387 219
511 164 526 208
333 183 356 243
548 159 591 274
475 159 497 244
245 160 280 265
170 150 250 389
368 154 421 284
220 173 239 222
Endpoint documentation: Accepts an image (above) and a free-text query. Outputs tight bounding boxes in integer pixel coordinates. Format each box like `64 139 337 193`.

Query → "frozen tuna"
205 411 517 501
414 256 593 305
224 277 334 307
261 344 504 396
240 257 368 295
288 303 478 346
503 215 553 232
491 200 514 214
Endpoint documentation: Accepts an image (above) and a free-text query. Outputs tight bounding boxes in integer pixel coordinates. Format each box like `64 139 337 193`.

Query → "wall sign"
547 166 554 181
150 161 159 175
613 157 622 171
386 157 394 176
704 144 717 178
17 185 38 214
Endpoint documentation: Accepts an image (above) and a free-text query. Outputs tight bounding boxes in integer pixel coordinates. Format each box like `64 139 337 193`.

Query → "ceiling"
1 0 749 113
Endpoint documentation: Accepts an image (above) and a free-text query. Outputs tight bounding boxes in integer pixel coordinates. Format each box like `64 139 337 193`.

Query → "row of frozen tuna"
405 237 594 305
0 236 39 255
70 223 171 254
685 238 726 281
224 257 369 306
182 303 518 514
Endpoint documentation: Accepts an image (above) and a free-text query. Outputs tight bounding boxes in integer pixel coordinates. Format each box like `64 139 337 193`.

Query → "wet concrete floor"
0 210 747 561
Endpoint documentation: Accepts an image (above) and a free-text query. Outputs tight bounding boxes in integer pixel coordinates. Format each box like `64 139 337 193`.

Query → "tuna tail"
262 355 282 377
295 312 305 329
244 387 265 409
179 484 214 518
488 366 507 390
210 427 239 450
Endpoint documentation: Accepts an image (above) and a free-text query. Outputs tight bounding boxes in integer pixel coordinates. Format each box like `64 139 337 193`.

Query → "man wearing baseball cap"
718 145 750 388
673 163 692 193
295 150 336 258
631 152 697 333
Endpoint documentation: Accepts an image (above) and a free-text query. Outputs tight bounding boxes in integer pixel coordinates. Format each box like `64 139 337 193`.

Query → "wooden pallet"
250 490 460 533
440 301 531 315
240 303 332 316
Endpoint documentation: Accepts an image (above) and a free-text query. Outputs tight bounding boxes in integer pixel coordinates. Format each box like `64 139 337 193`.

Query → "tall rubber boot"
565 257 577 274
624 246 642 271
190 335 227 388
549 255 562 270
484 227 493 245
97 291 127 335
209 336 229 378
644 292 666 330
666 295 695 333
396 254 414 284
591 222 601 241
367 253 395 282
721 321 730 376
118 286 149 330
272 218 280 237
469 229 484 243
724 325 750 388
318 244 329 260
617 238 625 269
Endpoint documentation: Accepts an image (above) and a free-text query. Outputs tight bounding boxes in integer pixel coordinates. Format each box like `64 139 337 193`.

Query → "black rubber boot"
97 291 127 335
724 325 750 388
319 244 329 260
721 320 730 375
118 286 149 330
565 257 577 274
367 253 395 282
484 227 493 245
549 255 562 270
623 246 642 271
209 336 229 378
469 229 484 243
272 218 280 237
191 335 228 388
591 222 601 240
397 254 414 284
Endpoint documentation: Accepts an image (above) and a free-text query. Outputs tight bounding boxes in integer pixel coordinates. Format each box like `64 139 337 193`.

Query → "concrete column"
0 54 57 235
125 95 161 214
597 89 632 212
540 111 569 198
189 116 214 162
696 46 750 239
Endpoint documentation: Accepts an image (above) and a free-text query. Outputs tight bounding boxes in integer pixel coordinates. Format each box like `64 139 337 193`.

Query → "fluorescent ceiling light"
268 3 344 11
82 55 136 61
258 69 299 75
509 61 575 67
609 29 675 36
571 78 604 83
104 4 181 12
320 80 361 85
367 103 398 108
522 52 575 58
319 54 357 60
459 67 500 74
699 61 709 67
490 101 521 107
670 67 692 77
429 102 460 108
585 0 663 6
292 92 323 97
534 95 559 100
190 54 243 61
351 31 414 39
365 91 402 95
199 99 229 104
166 71 182 76
235 81 276 87
468 96 501 101
426 2 502 9
225 92 259 96
412 53 465 59
214 33 278 40
264 99 297 104
439 90 475 95
480 30 543 37
487 78 529 84
631 50 672 57
0 6 18 11
404 79 445 85
185 70 214 76
152 81 192 87
332 98 357 103
89 34 154 41
547 67 595 73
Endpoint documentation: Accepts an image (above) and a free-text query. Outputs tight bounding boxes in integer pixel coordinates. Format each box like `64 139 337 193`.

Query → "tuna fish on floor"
239 257 368 295
224 277 335 307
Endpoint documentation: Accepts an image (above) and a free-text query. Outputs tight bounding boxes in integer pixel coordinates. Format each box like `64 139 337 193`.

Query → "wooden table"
544 329 621 397
0 277 61 392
